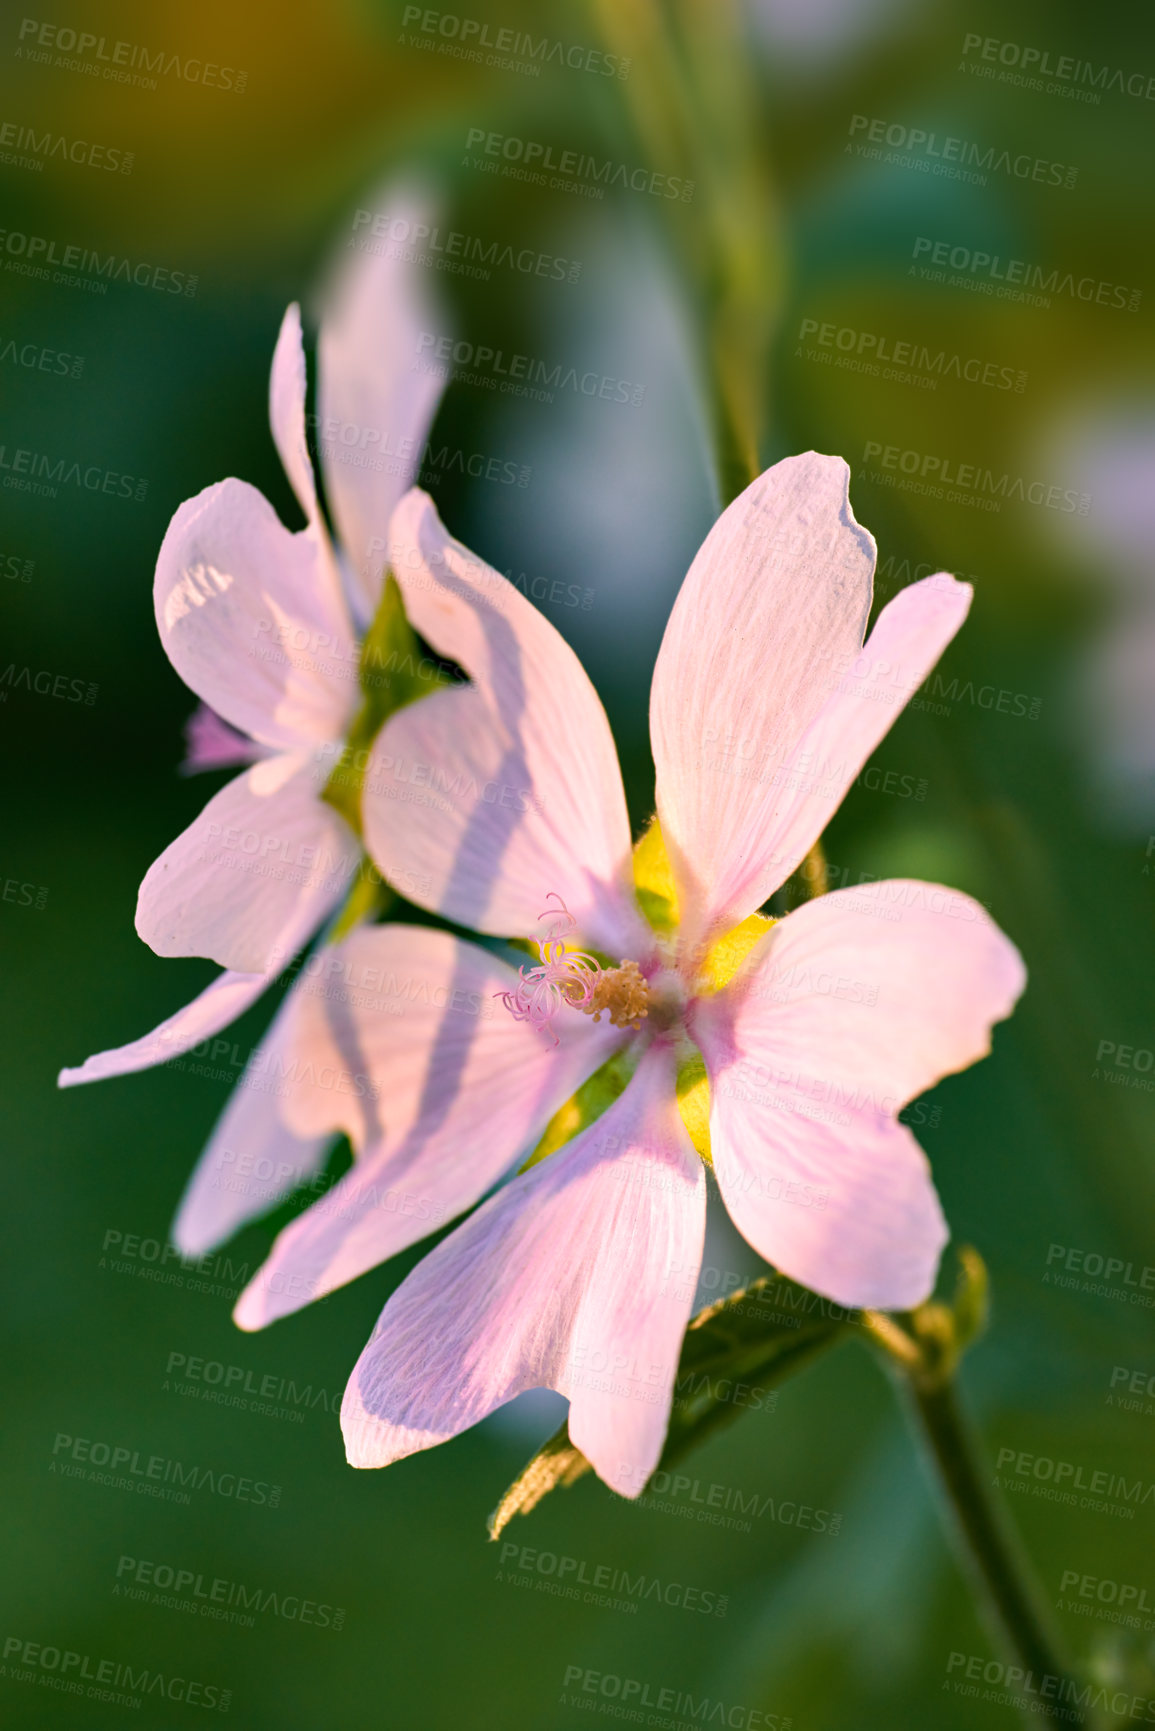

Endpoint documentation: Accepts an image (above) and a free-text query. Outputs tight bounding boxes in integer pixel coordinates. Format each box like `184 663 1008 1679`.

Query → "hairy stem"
865 1313 1086 1730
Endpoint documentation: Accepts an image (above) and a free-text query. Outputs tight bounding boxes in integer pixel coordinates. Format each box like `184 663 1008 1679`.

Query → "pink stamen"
497 893 602 1044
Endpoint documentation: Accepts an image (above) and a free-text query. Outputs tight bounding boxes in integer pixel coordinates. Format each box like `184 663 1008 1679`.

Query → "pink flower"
231 453 1026 1497
58 190 447 1255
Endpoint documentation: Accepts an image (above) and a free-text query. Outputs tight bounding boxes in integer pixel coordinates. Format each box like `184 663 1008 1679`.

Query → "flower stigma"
497 894 602 1044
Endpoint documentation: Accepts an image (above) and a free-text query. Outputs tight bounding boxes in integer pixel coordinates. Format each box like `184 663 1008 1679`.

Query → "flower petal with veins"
362 490 648 955
136 753 355 974
340 1044 705 1497
650 453 876 946
690 880 1025 1307
234 924 623 1327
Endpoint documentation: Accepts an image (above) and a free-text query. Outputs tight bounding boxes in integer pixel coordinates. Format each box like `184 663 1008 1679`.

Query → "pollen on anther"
581 960 653 1031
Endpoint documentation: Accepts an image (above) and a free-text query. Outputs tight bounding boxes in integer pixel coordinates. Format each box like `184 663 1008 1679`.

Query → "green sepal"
950 1244 989 1354
487 1425 592 1537
328 867 394 945
864 1246 992 1392
488 1274 853 1537
321 572 453 838
519 1046 637 1173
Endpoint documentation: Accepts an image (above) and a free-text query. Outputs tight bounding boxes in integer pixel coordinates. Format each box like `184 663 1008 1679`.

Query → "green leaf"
488 1274 853 1538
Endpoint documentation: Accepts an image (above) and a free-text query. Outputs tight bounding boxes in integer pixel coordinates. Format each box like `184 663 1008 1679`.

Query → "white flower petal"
650 453 875 942
234 924 622 1327
339 1043 705 1496
718 573 973 913
691 881 1025 1308
135 754 356 974
155 478 357 751
269 302 319 526
361 489 647 956
57 969 270 1088
318 189 448 625
173 984 332 1257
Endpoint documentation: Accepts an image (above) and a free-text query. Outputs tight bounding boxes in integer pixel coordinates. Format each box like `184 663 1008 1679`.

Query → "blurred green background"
4 0 1155 1725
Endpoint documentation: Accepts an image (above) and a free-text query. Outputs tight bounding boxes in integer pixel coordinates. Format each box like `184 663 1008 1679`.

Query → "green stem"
911 1379 1083 1729
586 0 782 510
866 1313 1085 1730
